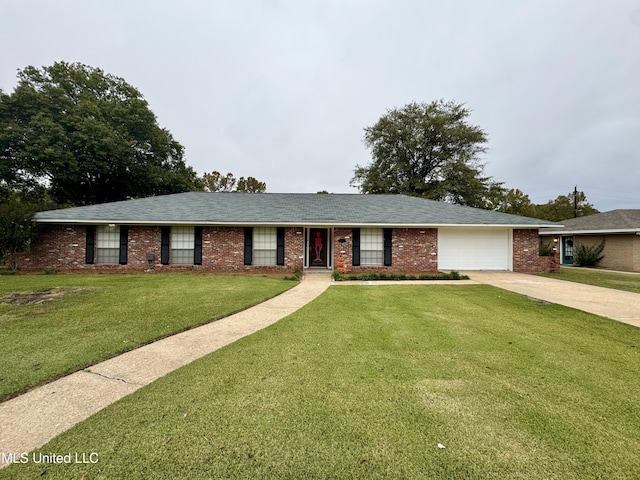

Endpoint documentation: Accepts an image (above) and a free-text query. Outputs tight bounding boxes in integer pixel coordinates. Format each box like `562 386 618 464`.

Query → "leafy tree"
532 190 599 222
485 187 600 221
0 62 201 206
236 176 266 193
202 171 236 192
201 171 266 193
486 188 537 217
351 100 500 207
0 193 51 269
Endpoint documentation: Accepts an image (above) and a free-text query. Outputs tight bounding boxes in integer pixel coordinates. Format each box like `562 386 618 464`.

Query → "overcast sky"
2 0 639 211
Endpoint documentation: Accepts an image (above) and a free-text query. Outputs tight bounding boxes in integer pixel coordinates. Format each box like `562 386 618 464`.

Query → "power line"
580 186 638 201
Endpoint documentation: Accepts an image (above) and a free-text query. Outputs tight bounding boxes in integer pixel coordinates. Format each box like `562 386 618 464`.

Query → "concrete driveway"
465 271 640 328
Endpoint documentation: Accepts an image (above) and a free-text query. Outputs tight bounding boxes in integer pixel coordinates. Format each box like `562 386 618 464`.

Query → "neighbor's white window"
253 227 277 266
96 225 120 264
171 226 195 265
360 228 384 266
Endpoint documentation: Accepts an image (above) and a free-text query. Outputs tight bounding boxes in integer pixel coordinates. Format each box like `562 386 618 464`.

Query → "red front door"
309 228 328 267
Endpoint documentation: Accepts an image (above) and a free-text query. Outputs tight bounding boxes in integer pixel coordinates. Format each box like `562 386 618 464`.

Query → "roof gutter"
540 228 640 235
34 218 557 229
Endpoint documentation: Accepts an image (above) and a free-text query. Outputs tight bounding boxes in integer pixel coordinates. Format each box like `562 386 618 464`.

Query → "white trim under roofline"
34 218 555 229
541 228 640 235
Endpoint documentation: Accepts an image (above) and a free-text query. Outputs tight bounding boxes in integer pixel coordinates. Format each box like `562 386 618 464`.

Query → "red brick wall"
19 225 305 273
128 226 160 269
201 227 244 271
19 225 556 273
197 226 304 273
283 228 305 271
333 228 353 272
390 228 438 272
20 225 88 270
513 229 559 273
333 227 438 273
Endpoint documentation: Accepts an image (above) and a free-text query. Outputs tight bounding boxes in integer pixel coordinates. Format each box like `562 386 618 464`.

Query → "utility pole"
574 185 578 218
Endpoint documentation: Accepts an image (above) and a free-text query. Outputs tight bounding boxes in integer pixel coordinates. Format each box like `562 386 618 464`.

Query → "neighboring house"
540 209 640 271
21 193 559 273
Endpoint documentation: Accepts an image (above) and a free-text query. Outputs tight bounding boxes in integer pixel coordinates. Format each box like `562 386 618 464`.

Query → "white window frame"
96 225 120 264
253 227 277 266
171 226 195 265
360 228 384 266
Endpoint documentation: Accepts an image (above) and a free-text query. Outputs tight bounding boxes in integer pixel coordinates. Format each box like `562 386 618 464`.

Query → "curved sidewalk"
466 271 640 327
0 273 331 465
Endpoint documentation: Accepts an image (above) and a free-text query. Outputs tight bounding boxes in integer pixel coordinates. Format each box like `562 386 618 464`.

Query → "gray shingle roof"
34 193 557 227
540 209 640 234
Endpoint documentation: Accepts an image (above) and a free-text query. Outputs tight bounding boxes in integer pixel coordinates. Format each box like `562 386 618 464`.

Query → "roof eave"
35 218 552 229
540 228 640 235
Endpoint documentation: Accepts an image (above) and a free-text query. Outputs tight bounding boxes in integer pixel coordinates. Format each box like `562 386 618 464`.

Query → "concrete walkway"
465 271 640 328
0 273 331 465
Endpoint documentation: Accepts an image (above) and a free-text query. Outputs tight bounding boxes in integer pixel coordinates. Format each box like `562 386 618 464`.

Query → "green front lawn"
4 285 639 479
0 274 294 401
539 266 640 294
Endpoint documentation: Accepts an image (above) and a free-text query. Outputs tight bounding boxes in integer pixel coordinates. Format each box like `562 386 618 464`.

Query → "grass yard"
539 267 640 294
0 274 294 401
3 285 639 479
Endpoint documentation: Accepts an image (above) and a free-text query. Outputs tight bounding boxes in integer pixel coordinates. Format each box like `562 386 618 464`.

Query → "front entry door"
309 228 328 267
562 236 574 265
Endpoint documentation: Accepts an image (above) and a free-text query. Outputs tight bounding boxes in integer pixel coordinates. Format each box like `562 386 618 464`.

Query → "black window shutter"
383 228 392 266
161 227 170 265
276 227 285 265
119 225 129 265
352 228 360 266
194 226 203 265
244 227 253 265
85 226 96 264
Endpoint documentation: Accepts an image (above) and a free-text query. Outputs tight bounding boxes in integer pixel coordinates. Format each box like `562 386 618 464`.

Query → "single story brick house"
540 209 640 271
21 193 559 273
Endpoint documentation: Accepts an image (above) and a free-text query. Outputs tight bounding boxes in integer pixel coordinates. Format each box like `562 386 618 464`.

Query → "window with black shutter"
161 227 170 265
194 226 203 265
85 226 96 264
352 228 360 266
119 226 129 265
276 227 285 265
383 228 392 266
244 227 253 265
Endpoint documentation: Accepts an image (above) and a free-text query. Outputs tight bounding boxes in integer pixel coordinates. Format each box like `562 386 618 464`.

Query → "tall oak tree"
0 62 201 206
351 100 500 207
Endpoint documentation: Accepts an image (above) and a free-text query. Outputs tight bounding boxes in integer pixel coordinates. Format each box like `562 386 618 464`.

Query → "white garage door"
438 228 511 270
